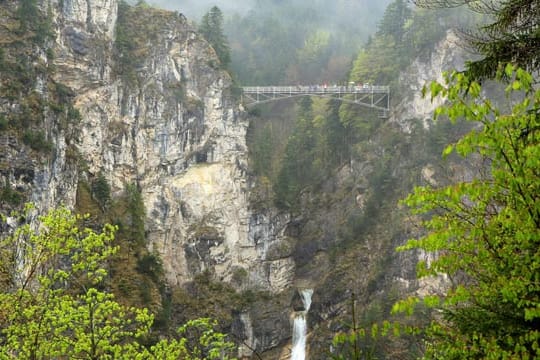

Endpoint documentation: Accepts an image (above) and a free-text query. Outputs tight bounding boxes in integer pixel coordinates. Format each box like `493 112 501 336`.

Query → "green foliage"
16 0 53 44
376 0 412 44
54 82 74 104
125 182 146 247
350 36 402 86
0 183 24 206
415 0 540 79
250 122 274 178
0 5 76 157
199 6 231 68
115 1 138 82
0 205 138 358
77 179 161 311
0 48 5 71
67 105 82 122
91 172 111 210
294 30 334 81
404 7 464 54
264 97 352 211
168 270 253 335
396 66 540 358
331 321 421 360
313 99 350 171
350 2 472 90
330 293 423 360
114 1 177 84
172 318 237 360
274 97 317 209
0 205 237 359
22 130 52 152
0 114 7 131
16 0 39 33
136 252 164 283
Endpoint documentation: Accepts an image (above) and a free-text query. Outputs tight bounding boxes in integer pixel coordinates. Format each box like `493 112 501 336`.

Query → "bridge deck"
241 85 390 117
242 85 389 96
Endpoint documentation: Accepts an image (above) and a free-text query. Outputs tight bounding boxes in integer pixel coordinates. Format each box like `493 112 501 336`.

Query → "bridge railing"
242 85 389 94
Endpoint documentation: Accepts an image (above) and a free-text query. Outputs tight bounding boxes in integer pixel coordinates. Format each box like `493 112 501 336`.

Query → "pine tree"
377 0 412 44
199 6 231 68
414 0 540 79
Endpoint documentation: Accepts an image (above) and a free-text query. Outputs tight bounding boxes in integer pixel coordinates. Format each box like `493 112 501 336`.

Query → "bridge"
241 85 390 118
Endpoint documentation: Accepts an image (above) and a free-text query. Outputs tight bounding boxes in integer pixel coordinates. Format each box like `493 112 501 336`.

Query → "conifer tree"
377 0 412 44
414 0 540 79
199 6 231 68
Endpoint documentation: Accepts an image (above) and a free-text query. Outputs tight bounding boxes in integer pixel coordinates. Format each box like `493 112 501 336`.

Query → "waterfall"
291 289 313 360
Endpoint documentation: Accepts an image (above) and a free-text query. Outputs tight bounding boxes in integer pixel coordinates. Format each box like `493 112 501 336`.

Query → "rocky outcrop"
48 1 296 291
393 30 466 131
1 0 299 355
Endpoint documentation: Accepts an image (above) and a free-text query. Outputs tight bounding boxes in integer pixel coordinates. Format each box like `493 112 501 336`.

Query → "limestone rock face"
6 0 295 294
51 0 117 90
61 0 118 36
2 1 297 355
394 30 466 131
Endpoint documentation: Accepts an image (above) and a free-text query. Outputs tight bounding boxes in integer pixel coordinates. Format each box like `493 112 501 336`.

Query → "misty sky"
146 0 393 23
146 0 253 19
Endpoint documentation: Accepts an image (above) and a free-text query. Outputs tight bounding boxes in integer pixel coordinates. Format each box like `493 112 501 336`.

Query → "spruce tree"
199 6 231 68
414 0 540 79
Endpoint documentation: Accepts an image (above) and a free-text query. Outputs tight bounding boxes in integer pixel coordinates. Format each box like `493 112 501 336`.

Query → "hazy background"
136 0 394 84
145 0 253 18
145 0 392 26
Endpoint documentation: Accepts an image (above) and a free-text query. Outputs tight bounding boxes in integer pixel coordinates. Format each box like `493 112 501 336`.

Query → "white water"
291 289 313 360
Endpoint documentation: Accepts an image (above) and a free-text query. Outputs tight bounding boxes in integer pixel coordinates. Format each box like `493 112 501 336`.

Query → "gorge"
0 0 469 358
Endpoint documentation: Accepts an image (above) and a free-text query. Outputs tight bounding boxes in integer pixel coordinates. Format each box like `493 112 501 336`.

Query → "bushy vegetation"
415 0 540 79
0 205 237 359
22 130 52 152
91 172 111 209
392 66 540 359
76 179 161 310
244 4 539 356
0 0 81 160
350 2 477 89
0 184 24 206
13 0 53 45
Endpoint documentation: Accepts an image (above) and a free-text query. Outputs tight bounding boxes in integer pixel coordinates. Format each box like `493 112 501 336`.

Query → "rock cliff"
1 1 297 356
0 0 297 291
394 30 466 132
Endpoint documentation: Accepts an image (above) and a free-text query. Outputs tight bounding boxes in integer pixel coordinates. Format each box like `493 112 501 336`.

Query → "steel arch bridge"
241 85 390 118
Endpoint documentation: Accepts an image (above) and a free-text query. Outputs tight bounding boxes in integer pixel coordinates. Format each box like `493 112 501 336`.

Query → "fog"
146 0 254 19
139 0 394 84
146 0 391 24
